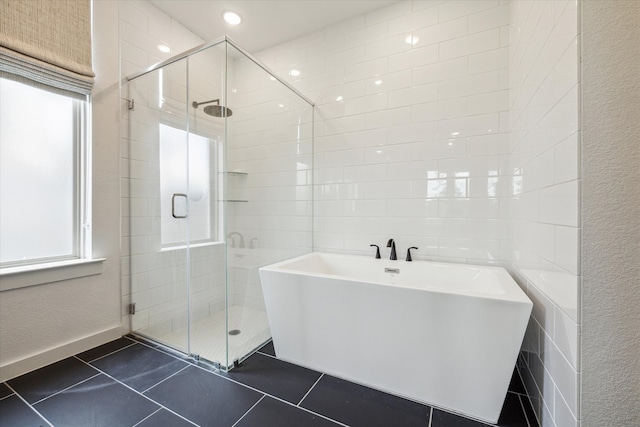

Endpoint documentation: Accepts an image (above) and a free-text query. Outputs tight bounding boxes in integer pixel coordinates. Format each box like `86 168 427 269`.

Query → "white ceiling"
148 0 401 53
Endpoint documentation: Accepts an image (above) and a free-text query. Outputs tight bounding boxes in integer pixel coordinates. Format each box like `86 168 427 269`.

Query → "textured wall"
580 1 640 426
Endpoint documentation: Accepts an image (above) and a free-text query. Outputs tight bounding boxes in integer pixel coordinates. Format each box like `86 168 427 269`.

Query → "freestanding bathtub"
259 252 532 423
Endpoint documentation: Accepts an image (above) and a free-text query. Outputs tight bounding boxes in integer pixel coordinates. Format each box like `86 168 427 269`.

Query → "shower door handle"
171 193 188 218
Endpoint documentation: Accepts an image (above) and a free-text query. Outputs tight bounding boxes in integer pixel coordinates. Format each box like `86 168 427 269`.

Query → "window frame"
0 77 101 289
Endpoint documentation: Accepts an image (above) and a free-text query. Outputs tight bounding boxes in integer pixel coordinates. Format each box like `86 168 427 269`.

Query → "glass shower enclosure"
123 37 313 370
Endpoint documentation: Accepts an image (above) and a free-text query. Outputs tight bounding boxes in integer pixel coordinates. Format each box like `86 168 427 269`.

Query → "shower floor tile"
0 338 538 427
149 305 271 367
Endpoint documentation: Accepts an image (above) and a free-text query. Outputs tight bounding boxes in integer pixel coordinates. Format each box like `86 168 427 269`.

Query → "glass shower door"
126 59 192 355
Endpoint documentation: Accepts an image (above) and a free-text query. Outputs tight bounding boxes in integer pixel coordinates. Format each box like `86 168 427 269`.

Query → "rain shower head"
192 99 233 117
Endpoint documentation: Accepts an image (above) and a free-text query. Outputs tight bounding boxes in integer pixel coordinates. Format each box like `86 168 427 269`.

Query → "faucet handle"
370 244 381 259
406 247 418 262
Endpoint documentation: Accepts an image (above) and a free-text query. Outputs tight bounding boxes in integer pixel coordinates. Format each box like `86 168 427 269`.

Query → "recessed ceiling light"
374 80 382 85
290 69 301 77
451 132 460 136
157 44 171 53
223 11 242 25
336 96 343 102
404 34 419 45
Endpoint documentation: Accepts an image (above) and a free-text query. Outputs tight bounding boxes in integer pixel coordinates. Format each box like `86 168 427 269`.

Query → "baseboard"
0 325 123 382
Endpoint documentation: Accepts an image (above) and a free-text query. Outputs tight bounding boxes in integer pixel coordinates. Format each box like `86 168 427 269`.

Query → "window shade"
0 0 94 95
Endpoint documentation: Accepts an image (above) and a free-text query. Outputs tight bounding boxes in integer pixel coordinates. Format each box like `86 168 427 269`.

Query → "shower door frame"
125 36 315 370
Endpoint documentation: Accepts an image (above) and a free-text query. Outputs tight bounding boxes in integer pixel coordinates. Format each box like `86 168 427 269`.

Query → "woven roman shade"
0 0 94 95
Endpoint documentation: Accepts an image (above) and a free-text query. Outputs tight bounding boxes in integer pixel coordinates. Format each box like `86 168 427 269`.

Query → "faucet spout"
386 239 397 260
227 232 245 248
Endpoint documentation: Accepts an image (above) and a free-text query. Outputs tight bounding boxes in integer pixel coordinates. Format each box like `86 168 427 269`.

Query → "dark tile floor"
0 336 538 427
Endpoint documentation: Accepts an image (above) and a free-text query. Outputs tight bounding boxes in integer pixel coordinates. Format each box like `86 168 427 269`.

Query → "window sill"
0 258 106 292
160 241 224 252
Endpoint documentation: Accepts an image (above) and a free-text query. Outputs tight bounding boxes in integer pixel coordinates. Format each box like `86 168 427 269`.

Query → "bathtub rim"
259 251 532 305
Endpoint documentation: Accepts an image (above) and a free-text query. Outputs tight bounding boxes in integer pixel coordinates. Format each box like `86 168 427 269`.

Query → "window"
0 78 90 267
159 124 218 246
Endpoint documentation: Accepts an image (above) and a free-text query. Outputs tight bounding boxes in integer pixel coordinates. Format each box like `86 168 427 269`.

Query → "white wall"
509 1 580 426
255 0 512 265
0 0 122 381
580 1 640 426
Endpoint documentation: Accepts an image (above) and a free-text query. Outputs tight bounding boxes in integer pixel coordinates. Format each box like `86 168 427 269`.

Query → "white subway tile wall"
255 0 512 264
510 1 579 426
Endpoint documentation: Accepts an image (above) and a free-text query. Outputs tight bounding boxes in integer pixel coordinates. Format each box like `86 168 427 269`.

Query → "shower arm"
192 99 220 109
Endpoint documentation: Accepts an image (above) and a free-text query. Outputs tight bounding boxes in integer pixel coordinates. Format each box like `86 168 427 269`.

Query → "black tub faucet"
406 247 418 262
386 239 397 260
370 244 381 259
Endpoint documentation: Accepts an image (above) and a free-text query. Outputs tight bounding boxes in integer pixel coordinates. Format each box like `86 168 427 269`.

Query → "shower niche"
124 37 313 370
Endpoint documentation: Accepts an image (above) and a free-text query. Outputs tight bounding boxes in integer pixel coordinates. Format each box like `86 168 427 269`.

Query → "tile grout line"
131 407 162 427
0 392 15 401
31 372 103 405
3 382 54 427
84 340 138 363
230 395 266 427
208 370 349 427
72 356 200 427
141 365 191 394
296 373 324 406
428 406 433 427
255 350 277 359
517 394 532 427
126 340 504 427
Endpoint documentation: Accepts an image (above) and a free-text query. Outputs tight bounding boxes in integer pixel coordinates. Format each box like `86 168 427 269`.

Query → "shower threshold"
135 305 271 370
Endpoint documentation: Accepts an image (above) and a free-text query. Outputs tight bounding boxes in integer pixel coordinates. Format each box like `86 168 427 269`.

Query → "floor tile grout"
517 394 532 427
141 364 190 394
3 382 55 427
84 339 138 363
256 349 277 359
31 372 102 406
4 338 530 427
72 355 200 427
208 369 350 427
296 372 324 406
0 392 15 401
230 394 266 427
131 407 162 427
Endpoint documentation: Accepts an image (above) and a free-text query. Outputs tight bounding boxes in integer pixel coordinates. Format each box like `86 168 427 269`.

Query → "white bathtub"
259 252 532 423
